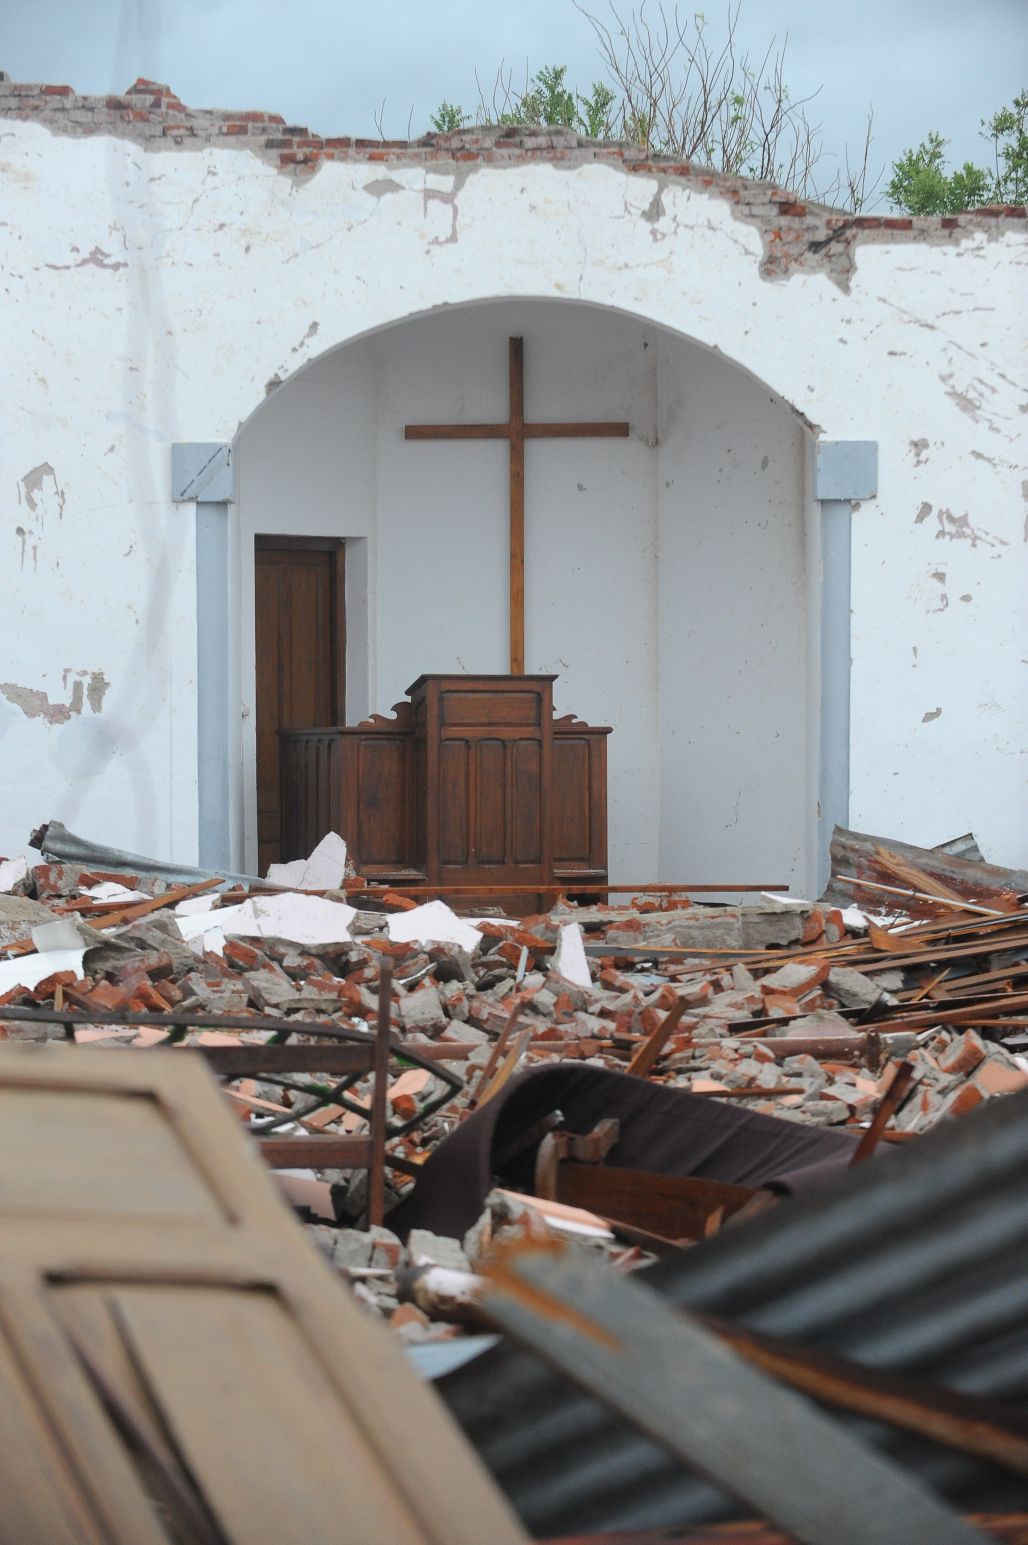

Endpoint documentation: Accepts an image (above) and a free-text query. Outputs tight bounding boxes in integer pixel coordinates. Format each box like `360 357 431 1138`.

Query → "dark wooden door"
255 538 345 872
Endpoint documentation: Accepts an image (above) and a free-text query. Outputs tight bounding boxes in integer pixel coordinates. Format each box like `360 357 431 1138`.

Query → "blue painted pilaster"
172 443 235 869
815 440 877 893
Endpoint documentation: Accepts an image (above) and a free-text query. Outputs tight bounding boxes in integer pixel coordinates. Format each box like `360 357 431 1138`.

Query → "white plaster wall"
1 119 1025 873
656 342 811 890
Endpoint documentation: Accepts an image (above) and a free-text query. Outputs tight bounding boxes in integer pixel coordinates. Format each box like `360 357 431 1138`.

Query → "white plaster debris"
175 894 220 917
0 857 29 893
266 832 348 891
554 922 592 989
0 946 87 996
31 918 85 952
176 892 357 953
386 900 483 953
79 880 148 903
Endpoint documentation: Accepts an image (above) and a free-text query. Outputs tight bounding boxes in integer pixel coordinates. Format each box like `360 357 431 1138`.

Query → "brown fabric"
388 1063 860 1240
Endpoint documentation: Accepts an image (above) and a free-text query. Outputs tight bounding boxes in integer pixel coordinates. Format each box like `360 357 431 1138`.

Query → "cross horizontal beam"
404 422 630 440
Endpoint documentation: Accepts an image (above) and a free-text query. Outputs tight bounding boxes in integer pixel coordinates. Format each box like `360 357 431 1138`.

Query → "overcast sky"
3 0 1025 201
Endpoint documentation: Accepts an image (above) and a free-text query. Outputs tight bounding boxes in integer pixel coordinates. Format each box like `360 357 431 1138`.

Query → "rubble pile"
2 826 1027 1343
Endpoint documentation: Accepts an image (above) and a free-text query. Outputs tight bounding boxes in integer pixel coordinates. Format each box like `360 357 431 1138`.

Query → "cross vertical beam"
508 337 526 673
405 336 629 674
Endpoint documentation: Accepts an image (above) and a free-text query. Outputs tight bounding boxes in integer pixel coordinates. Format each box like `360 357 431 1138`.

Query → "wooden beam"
508 336 526 674
525 422 630 438
257 1135 373 1168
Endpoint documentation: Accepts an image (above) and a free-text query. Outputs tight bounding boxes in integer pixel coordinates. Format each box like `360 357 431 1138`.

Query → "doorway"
254 536 345 871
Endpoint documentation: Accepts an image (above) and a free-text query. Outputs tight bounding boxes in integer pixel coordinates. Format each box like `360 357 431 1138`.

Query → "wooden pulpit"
279 675 610 912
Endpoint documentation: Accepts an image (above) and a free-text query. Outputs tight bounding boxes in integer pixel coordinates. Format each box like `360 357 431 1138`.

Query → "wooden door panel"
552 737 589 863
0 1046 527 1545
475 738 506 864
439 740 469 864
511 739 542 863
255 539 344 872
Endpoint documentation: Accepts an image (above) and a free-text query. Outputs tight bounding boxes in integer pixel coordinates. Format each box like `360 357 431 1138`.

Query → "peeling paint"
44 243 128 272
909 439 929 466
20 462 65 520
0 670 109 726
363 177 404 199
423 185 460 246
922 707 942 723
641 187 664 224
85 670 110 713
915 501 933 524
935 508 1008 549
290 320 319 352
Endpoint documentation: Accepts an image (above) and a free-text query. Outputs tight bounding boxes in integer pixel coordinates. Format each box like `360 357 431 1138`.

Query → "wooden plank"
525 421 630 437
369 963 392 1226
403 423 511 439
257 1134 373 1168
196 1043 373 1076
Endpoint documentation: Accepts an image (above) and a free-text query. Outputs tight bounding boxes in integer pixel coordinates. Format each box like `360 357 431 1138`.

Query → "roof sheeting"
439 1089 1028 1534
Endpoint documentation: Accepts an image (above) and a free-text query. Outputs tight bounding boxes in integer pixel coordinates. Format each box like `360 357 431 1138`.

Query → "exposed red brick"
222 937 266 970
936 1082 985 1121
936 1030 988 1077
882 217 913 230
220 123 249 136
42 84 74 96
973 1058 1028 1096
778 201 807 216
323 137 353 149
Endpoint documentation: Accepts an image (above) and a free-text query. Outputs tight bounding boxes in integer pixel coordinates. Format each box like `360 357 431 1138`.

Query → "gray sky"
2 0 1025 201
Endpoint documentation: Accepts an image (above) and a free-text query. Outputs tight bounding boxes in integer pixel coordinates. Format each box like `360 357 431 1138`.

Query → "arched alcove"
234 298 817 892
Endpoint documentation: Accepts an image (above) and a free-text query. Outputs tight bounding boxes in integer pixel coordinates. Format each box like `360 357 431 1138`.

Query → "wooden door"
255 537 345 872
0 1045 527 1545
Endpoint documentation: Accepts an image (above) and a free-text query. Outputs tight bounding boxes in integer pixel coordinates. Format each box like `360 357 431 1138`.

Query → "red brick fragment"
222 937 266 970
936 1030 987 1078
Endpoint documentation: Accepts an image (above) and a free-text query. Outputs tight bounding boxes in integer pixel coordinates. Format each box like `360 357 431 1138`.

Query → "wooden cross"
405 336 630 674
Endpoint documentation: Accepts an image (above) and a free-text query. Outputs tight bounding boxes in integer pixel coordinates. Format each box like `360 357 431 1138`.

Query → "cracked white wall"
1 118 1025 873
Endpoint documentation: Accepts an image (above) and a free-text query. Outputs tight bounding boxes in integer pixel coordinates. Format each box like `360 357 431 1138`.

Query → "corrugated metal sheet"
439 1089 1028 1534
823 824 1028 909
